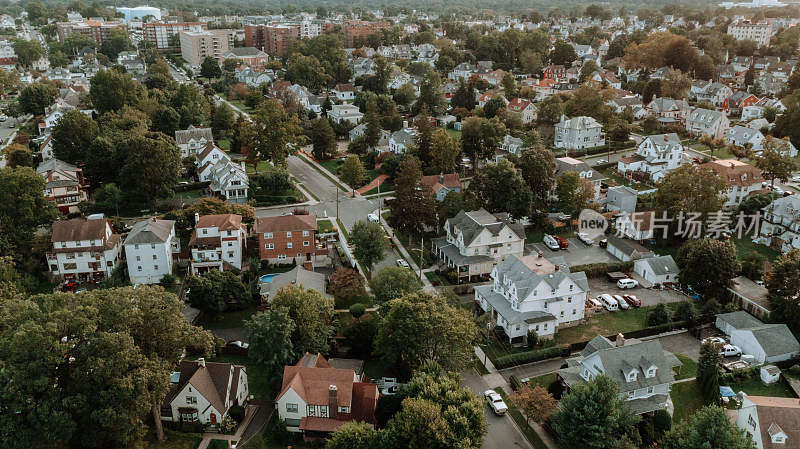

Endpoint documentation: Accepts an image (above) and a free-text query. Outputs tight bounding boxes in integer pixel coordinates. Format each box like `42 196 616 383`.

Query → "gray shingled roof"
717 311 766 330
175 126 214 145
260 266 331 299
750 324 800 357
493 255 588 301
638 255 679 276
124 218 174 245
474 284 557 326
445 209 526 248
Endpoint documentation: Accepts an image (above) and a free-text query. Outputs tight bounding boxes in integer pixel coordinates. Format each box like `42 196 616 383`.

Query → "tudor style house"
731 395 800 449
47 216 123 282
700 159 763 209
554 115 605 150
37 158 89 214
188 214 247 275
554 156 606 200
123 218 180 285
175 126 214 158
255 214 319 268
686 108 730 139
433 209 525 282
617 133 685 182
275 353 378 438
558 335 682 415
475 254 588 342
758 195 800 253
161 358 248 427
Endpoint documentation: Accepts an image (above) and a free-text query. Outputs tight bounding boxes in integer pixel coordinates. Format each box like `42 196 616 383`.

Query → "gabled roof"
445 208 525 247
637 255 679 276
746 396 800 449
255 214 317 233
52 217 109 243
175 126 213 145
166 360 243 416
195 214 243 231
124 217 174 245
37 158 79 174
717 310 767 330
421 173 462 191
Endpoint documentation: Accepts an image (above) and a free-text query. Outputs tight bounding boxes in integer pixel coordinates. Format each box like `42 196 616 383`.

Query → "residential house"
235 66 273 87
195 142 249 204
763 138 798 158
500 134 525 156
715 311 800 364
588 70 621 89
506 98 537 124
727 125 765 151
555 156 606 200
432 209 526 282
615 211 656 241
725 91 759 117
449 62 476 81
350 57 375 78
759 194 800 253
275 353 378 437
332 83 356 102
176 126 214 158
617 133 685 182
693 82 733 107
700 159 763 209
255 214 318 268
124 218 179 285
188 213 247 275
646 98 691 124
161 358 248 427
36 158 89 214
474 254 588 342
633 255 679 285
260 265 331 301
605 235 655 262
220 47 268 71
543 64 567 83
47 216 123 282
557 335 682 414
328 104 363 125
686 108 730 139
421 173 462 201
388 127 416 154
605 185 638 214
554 115 606 150
728 276 771 320
731 395 800 449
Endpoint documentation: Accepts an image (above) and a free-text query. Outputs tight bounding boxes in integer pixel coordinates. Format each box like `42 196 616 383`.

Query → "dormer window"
648 367 656 377
628 371 637 382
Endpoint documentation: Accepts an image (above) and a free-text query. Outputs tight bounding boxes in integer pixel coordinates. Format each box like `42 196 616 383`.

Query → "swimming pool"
260 274 278 283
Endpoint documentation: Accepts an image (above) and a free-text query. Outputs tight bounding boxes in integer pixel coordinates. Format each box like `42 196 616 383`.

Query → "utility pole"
377 181 381 223
336 187 339 219
418 235 424 280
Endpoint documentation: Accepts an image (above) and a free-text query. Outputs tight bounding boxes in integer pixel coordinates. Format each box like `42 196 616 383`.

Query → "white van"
587 296 603 312
617 278 638 289
598 294 619 311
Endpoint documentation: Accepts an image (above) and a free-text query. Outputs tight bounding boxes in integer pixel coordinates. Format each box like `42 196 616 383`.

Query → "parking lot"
526 237 618 266
587 277 690 307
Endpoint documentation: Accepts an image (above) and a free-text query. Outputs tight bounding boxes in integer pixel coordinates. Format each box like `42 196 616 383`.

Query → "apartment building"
244 24 300 57
180 29 236 66
143 22 207 52
188 214 247 275
727 21 773 47
123 218 179 285
47 216 122 282
341 20 390 46
56 19 127 44
254 214 318 268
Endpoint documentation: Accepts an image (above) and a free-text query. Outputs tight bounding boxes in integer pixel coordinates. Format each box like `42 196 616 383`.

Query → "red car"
554 236 569 249
623 295 641 307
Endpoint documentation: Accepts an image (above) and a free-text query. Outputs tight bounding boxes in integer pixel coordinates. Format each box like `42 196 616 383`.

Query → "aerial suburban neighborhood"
5 1 800 449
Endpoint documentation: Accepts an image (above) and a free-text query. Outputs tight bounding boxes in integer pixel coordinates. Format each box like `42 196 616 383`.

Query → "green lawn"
171 188 205 199
201 306 258 330
525 373 557 389
599 168 655 191
496 387 549 449
317 219 335 234
474 357 490 376
733 237 779 263
445 128 462 139
727 376 796 398
670 380 705 423
674 354 697 381
139 430 202 449
364 178 394 195
320 158 344 175
217 138 231 151
553 302 686 345
207 440 235 449
209 354 276 401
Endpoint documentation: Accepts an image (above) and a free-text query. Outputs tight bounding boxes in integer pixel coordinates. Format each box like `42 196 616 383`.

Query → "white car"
484 390 508 416
720 344 742 358
613 294 629 310
594 159 608 165
396 259 410 268
617 278 639 289
702 336 726 346
577 233 594 245
227 340 249 349
367 213 380 223
543 234 560 251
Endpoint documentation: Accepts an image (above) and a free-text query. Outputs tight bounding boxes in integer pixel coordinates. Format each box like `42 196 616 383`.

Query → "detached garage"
634 255 679 285
716 311 800 364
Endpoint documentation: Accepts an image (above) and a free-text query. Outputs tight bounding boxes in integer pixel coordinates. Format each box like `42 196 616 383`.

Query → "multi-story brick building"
142 22 207 52
179 29 236 66
244 24 300 57
188 214 247 275
341 20 390 46
47 216 122 282
56 19 127 44
255 214 318 268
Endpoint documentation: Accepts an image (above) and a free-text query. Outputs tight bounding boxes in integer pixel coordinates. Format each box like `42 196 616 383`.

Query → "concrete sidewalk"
196 404 259 449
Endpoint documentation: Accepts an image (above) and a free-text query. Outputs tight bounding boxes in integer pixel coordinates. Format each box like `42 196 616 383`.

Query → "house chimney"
198 357 206 367
194 213 200 225
241 161 246 171
615 333 625 347
328 385 338 419
403 120 408 129
439 172 444 184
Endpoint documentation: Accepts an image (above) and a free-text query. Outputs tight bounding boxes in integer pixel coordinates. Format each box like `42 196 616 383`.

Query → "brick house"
255 214 319 268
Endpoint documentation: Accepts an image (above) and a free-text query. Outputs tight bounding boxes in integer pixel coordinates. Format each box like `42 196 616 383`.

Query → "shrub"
493 346 564 369
509 375 522 391
349 303 366 319
647 304 671 326
547 380 564 399
790 364 800 376
570 261 634 278
228 405 245 423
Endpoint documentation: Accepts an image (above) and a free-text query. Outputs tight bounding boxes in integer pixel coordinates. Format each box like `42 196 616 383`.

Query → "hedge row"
493 346 566 370
570 261 634 278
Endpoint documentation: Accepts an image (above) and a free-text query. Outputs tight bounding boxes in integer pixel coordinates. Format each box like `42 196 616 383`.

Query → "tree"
551 375 639 449
461 116 506 167
520 50 543 75
0 167 59 261
662 406 755 449
119 132 181 206
339 154 367 194
389 156 437 235
363 98 381 148
483 97 506 119
555 172 593 216
661 69 692 99
327 422 379 449
271 285 334 355
18 82 58 115
550 40 577 66
676 238 740 297
654 165 727 219
211 103 236 140
414 70 445 115
647 303 671 326
311 118 337 161
241 99 304 169
697 341 723 405
245 306 296 373
0 69 20 99
89 69 144 115
328 267 366 304
98 28 130 60
200 56 222 79
468 159 532 219
673 301 698 328
393 83 417 110
375 291 477 372
766 250 800 334
501 71 516 97
429 128 460 174
369 266 423 303
5 144 33 168
754 137 798 187
350 220 389 274
451 79 476 111
510 385 558 424
579 60 600 82
51 109 99 164
12 39 44 68
187 270 248 315
285 53 331 91
412 106 435 166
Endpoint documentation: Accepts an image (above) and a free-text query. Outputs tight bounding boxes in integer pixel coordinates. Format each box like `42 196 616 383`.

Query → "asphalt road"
461 369 532 449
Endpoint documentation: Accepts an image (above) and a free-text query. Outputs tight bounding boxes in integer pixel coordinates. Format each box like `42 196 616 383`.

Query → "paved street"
461 369 532 449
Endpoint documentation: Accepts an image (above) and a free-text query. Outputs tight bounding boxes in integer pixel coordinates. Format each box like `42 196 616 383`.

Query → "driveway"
526 237 619 266
461 369 532 449
655 331 701 361
587 277 689 306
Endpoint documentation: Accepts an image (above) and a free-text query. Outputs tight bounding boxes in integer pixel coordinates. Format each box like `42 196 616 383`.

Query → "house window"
302 230 310 237
152 255 157 260
320 405 328 417
151 244 156 249
266 243 274 250
228 252 234 258
647 386 654 394
154 265 159 270
138 266 142 271
286 403 298 413
136 256 141 261
286 231 292 238
278 254 286 260
202 229 208 235
303 241 310 246
186 396 197 405
748 415 756 430
264 232 273 239
287 242 293 249
308 405 316 416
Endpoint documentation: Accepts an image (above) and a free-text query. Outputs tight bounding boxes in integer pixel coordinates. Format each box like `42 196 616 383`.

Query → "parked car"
577 233 594 245
484 390 508 416
587 296 603 311
599 238 608 248
719 344 742 358
555 235 569 249
543 234 560 251
396 259 410 268
227 340 249 349
617 278 638 289
613 294 629 310
702 336 726 346
622 295 641 307
598 294 619 311
74 287 87 294
367 213 380 222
